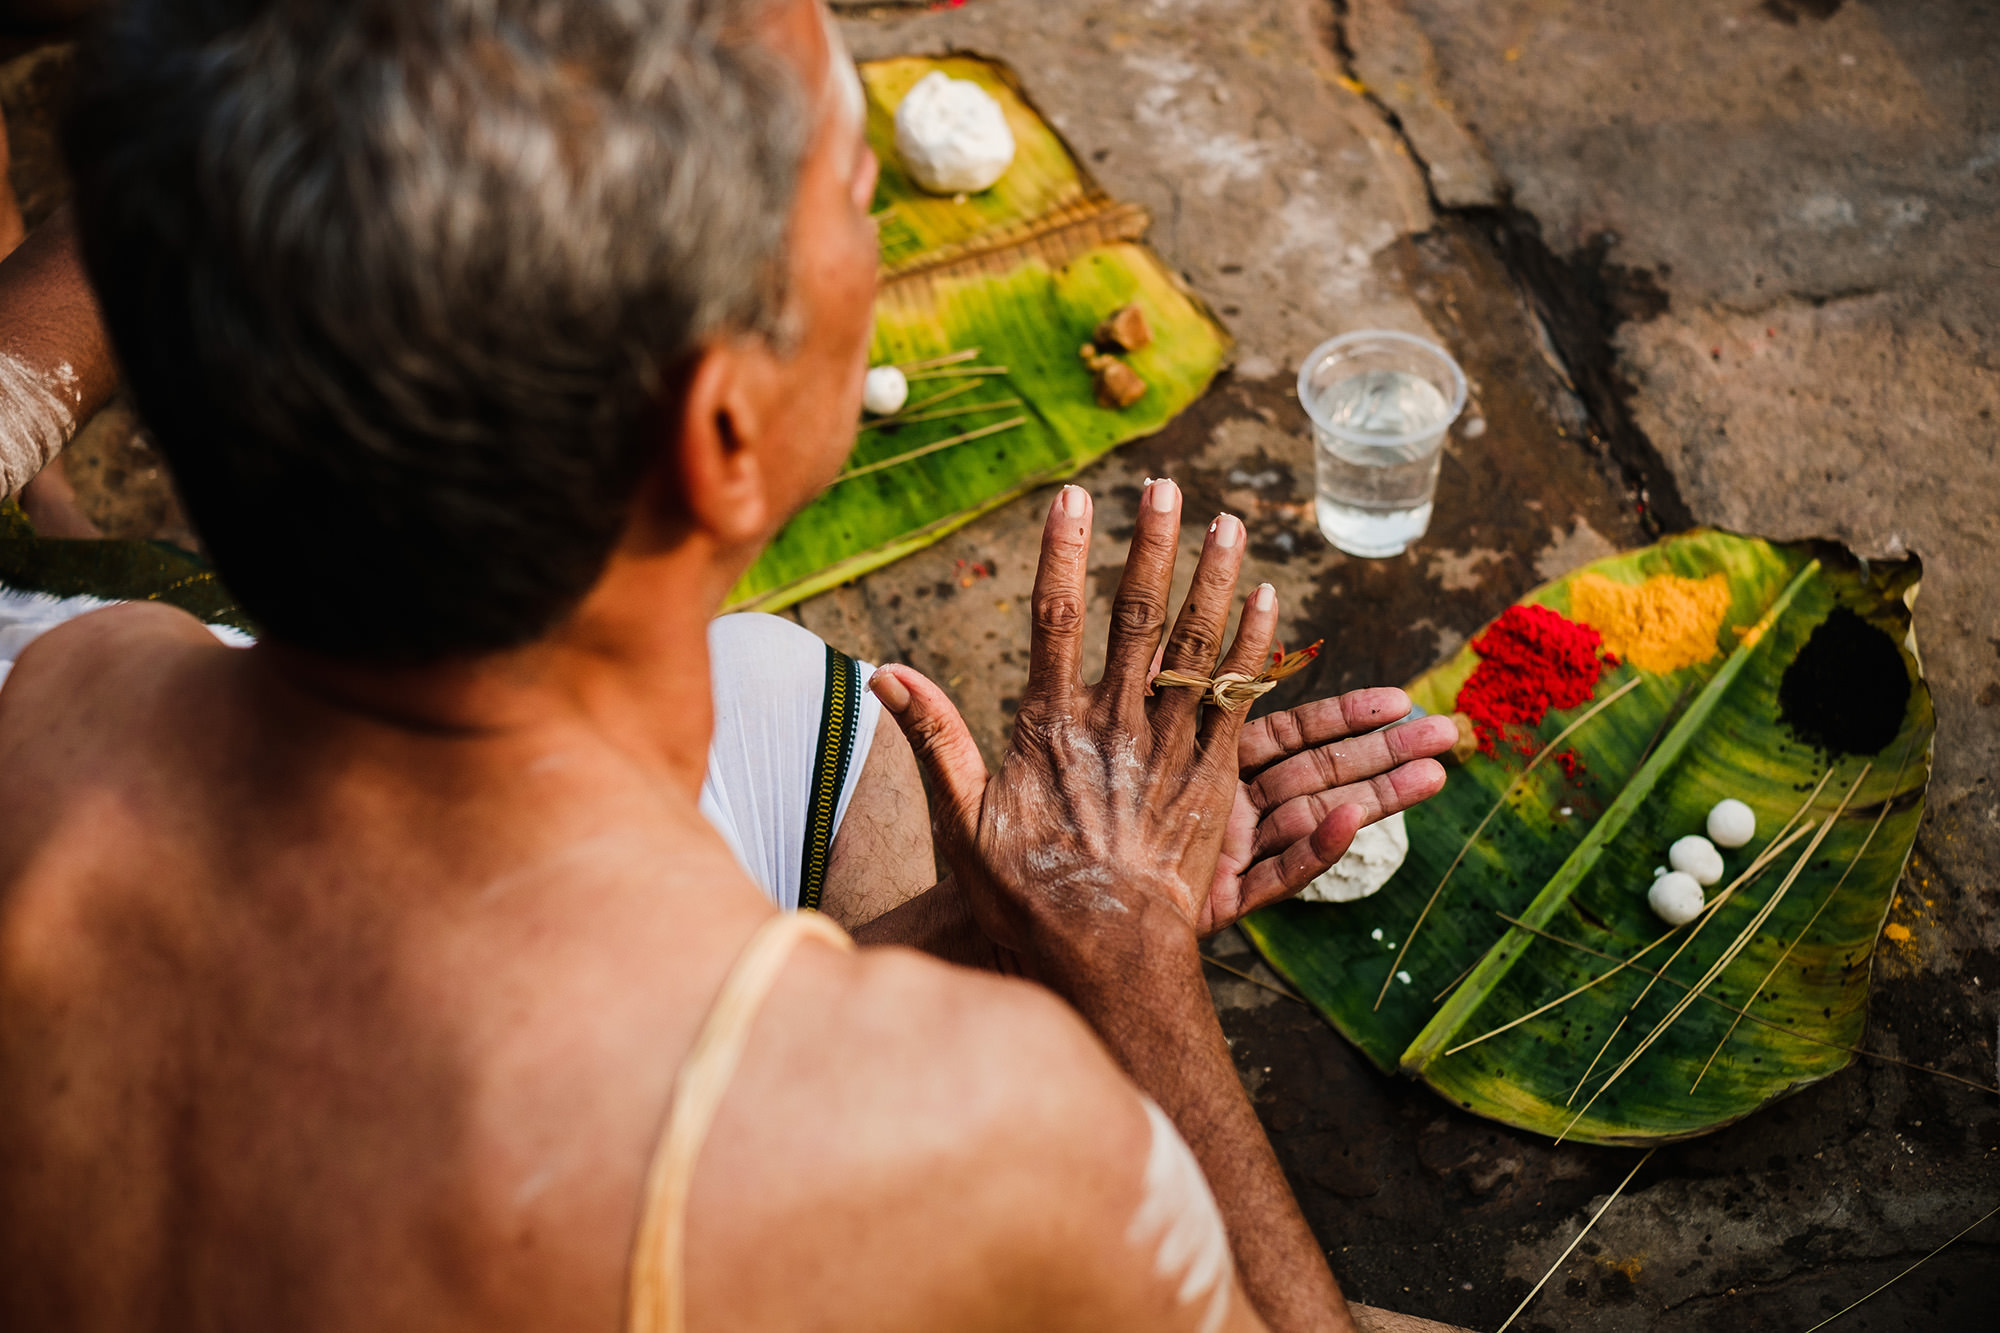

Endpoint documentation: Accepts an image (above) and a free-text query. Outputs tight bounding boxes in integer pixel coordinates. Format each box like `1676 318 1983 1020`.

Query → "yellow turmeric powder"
1569 571 1732 674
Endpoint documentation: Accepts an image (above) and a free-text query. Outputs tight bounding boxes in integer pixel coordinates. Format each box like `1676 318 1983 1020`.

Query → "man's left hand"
1199 690 1456 934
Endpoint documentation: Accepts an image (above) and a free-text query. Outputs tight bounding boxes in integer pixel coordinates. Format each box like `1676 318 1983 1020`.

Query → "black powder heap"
1778 606 1910 755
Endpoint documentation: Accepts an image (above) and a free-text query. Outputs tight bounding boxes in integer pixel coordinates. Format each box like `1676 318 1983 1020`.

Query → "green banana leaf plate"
727 55 1230 611
1244 530 1932 1145
0 498 251 632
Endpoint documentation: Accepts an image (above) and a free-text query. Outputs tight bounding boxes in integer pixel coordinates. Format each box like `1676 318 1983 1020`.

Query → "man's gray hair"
67 0 811 660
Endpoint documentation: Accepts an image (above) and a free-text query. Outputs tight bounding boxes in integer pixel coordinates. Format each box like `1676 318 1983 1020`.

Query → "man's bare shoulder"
0 600 219 751
700 940 1262 1332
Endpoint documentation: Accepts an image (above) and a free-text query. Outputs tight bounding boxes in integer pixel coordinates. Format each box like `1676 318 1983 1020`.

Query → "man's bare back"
0 604 1245 1331
0 0 1463 1326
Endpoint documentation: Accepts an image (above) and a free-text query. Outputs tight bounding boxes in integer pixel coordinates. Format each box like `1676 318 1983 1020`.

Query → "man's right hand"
867 478 1271 978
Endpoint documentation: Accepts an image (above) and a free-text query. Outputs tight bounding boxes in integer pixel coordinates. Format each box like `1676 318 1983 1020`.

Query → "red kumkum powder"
1454 604 1615 758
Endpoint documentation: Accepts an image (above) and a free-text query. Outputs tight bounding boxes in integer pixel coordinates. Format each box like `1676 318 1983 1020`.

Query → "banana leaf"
1244 531 1932 1145
0 498 252 632
727 56 1230 611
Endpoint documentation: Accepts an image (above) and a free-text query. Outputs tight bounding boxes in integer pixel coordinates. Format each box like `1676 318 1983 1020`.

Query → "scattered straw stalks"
1800 1201 2000 1332
903 365 1009 381
1443 818 1813 1060
864 379 984 424
834 416 1029 484
862 398 1024 430
1556 765 1872 1144
1562 770 1834 1106
1493 912 1999 1097
892 348 981 373
1690 736 1917 1092
1494 1149 1656 1333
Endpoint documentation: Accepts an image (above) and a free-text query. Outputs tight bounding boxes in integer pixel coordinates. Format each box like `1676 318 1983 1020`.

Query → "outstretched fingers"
869 665 988 859
1238 687 1419 774
1150 513 1247 734
1096 477 1184 702
1248 754 1447 861
1024 485 1093 711
1245 710 1459 815
1234 803 1371 914
1193 580 1279 758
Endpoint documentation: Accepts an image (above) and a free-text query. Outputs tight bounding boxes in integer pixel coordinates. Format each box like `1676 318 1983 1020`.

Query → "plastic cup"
1298 331 1467 558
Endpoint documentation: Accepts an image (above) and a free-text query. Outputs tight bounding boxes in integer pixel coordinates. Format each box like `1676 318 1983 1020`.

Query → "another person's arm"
865 479 1361 1333
0 208 118 500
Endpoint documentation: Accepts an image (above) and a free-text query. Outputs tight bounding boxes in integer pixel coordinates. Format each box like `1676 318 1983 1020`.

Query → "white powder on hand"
1299 811 1409 903
0 353 80 499
893 72 1015 195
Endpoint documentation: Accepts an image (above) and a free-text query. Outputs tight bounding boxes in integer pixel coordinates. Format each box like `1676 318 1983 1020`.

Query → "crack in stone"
1324 0 1694 534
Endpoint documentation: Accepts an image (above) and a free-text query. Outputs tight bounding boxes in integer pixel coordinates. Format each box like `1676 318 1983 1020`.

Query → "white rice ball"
1298 812 1409 904
1648 871 1706 926
893 72 1015 195
1707 798 1756 849
1669 834 1725 886
861 365 908 416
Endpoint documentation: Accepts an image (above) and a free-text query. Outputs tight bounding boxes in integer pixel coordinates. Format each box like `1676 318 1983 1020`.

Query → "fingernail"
868 667 911 712
1253 582 1275 611
1212 514 1241 549
1150 477 1178 512
1062 484 1088 518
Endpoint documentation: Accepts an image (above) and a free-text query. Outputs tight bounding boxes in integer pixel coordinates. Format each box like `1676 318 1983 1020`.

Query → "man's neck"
258 539 734 800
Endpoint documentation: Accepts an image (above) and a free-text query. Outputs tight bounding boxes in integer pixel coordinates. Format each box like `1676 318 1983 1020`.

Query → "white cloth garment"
700 613 881 911
0 591 880 913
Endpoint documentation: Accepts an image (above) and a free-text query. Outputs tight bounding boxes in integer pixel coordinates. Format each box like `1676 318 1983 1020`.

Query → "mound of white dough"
893 72 1015 195
1299 811 1409 903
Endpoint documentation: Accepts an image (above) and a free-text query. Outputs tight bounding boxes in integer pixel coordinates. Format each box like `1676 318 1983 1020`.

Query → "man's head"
67 0 877 661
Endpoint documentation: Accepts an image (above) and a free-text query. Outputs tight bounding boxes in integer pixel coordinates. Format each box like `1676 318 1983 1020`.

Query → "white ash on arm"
0 352 83 499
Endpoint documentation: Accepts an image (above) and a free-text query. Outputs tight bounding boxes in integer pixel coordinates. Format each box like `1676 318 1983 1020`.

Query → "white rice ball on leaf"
893 72 1015 195
861 365 908 416
1669 834 1725 886
1648 871 1706 926
1707 798 1756 848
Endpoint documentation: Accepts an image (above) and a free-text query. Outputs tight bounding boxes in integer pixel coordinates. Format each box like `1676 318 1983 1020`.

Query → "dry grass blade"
1199 953 1306 1005
1432 955 1484 1004
892 347 980 372
834 417 1029 483
862 379 982 424
1563 775 1830 1106
1496 912 2000 1096
1557 767 1869 1143
902 365 1009 380
859 398 1025 430
1373 676 1645 1012
1692 738 1916 1092
1443 918 1690 1058
1799 1202 2000 1332
1495 1150 1656 1333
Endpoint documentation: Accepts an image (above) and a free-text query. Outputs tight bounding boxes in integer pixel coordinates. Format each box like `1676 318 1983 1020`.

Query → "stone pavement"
824 2 1998 1327
5 0 1995 1325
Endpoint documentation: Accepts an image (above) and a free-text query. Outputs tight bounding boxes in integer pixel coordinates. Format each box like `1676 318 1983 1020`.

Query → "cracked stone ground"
7 0 1996 1327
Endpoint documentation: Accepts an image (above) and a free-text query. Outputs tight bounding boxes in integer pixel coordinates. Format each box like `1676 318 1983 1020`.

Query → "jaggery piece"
1079 343 1147 409
1093 303 1153 352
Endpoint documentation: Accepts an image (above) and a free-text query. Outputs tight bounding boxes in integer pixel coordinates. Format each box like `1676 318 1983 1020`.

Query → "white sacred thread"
1128 1096 1232 1333
0 352 78 498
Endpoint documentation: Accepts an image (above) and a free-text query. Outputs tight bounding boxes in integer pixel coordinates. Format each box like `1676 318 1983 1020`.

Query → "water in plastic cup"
1298 331 1467 558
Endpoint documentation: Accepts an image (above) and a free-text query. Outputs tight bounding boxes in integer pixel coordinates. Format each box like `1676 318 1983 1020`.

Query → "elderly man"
0 1 1457 1329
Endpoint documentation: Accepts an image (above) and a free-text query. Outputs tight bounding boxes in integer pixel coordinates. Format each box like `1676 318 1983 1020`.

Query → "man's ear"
662 343 777 549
